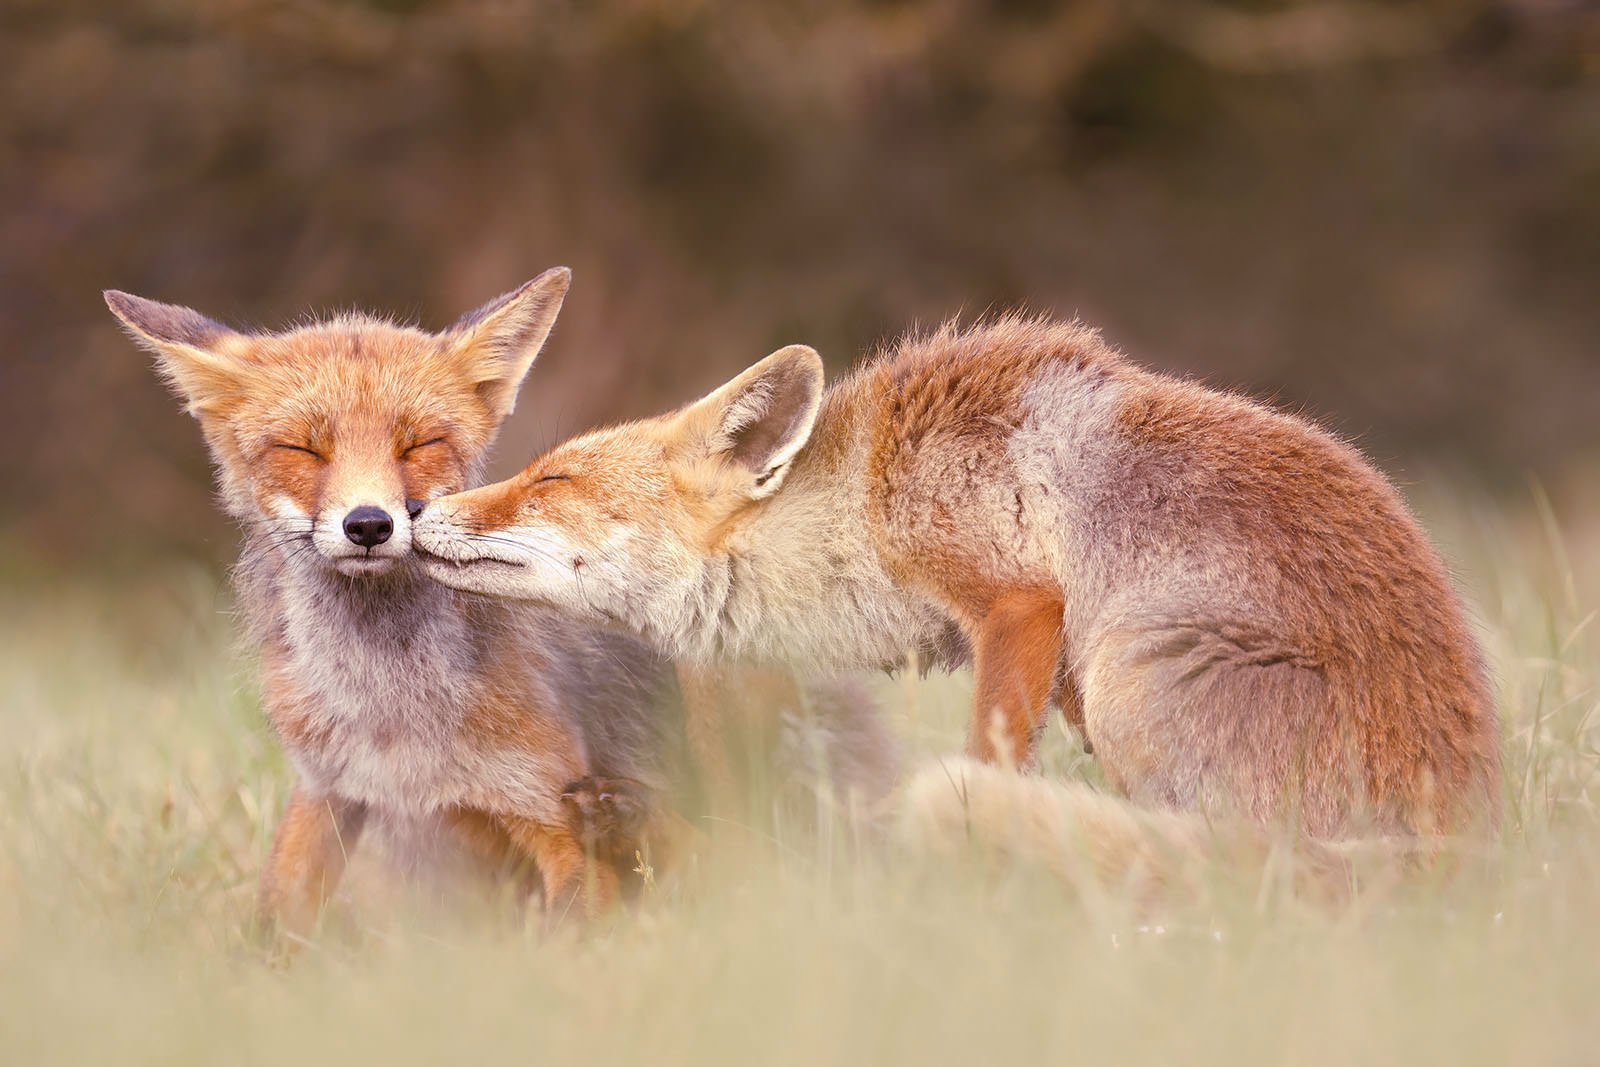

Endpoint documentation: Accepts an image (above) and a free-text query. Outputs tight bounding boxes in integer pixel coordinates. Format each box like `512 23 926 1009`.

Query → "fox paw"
560 776 653 860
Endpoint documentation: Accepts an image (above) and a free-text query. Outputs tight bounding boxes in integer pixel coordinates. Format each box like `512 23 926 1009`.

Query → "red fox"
105 270 892 940
413 315 1502 839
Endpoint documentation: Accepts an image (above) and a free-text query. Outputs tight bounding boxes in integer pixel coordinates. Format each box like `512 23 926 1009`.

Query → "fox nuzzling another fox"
414 315 1502 839
105 269 682 934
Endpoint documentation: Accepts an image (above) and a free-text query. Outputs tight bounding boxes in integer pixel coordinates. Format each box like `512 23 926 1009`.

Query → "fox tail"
896 757 1361 908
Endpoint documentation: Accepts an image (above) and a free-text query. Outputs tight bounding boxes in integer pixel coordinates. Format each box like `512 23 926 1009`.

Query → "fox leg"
1055 666 1092 753
500 816 619 927
561 776 655 864
441 807 545 906
258 787 367 944
965 589 1067 770
561 776 700 893
676 663 739 805
677 662 808 810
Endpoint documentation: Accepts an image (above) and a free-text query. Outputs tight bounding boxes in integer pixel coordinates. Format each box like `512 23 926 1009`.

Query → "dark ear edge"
447 266 571 345
103 290 236 352
103 290 253 416
445 267 572 418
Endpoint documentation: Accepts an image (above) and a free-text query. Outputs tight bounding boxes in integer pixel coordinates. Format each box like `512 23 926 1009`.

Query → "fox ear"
104 290 251 417
688 344 824 497
445 266 571 420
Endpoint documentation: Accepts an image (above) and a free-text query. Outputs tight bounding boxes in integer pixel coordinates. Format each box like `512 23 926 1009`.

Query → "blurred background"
6 6 1600 1055
2 0 1597 568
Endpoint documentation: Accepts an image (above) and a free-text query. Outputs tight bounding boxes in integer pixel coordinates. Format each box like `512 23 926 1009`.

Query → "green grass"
2 488 1597 1066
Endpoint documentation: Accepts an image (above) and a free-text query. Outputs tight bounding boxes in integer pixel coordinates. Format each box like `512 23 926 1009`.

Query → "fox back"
864 319 1501 834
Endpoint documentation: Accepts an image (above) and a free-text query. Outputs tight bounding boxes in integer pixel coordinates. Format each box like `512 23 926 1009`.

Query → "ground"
1 486 1596 1066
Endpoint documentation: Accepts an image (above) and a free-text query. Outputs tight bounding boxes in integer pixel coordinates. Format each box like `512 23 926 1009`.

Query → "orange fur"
967 590 1068 767
500 816 620 924
258 788 367 944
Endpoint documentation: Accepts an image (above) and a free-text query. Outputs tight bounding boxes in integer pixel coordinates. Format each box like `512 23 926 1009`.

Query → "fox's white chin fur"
416 552 535 599
332 556 401 577
412 511 587 602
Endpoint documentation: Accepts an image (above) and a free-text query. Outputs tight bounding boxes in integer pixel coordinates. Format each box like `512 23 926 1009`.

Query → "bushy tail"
896 758 1360 909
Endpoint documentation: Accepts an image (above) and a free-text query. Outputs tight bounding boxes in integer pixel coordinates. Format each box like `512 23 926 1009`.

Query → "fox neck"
233 528 494 719
667 382 946 671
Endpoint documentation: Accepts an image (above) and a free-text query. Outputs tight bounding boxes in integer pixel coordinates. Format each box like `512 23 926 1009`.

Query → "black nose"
343 506 393 548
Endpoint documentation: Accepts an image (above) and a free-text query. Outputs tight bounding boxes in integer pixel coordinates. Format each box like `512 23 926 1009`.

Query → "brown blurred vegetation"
2 0 1597 565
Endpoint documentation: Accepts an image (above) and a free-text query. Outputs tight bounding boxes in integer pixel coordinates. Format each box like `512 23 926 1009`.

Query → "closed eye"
403 437 448 457
272 443 325 461
536 474 570 484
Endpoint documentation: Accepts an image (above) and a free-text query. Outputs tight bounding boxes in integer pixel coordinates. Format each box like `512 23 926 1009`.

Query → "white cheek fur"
263 493 310 522
258 495 316 546
415 515 634 619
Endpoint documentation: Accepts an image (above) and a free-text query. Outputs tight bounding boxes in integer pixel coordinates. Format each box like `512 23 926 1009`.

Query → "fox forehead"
543 422 671 474
230 323 493 443
248 321 453 396
445 425 671 533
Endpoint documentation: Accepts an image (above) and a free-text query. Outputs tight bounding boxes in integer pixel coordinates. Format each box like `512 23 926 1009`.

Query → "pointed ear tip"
537 266 573 290
773 344 825 376
103 289 154 328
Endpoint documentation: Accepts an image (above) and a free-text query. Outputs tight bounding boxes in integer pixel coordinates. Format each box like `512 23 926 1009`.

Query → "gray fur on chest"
240 547 562 817
281 573 476 806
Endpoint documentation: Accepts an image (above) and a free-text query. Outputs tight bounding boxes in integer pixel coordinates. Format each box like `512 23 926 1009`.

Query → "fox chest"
256 578 579 821
266 661 474 814
264 656 575 826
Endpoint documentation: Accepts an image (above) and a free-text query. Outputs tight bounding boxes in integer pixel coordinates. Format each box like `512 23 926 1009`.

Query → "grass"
1 485 1597 1066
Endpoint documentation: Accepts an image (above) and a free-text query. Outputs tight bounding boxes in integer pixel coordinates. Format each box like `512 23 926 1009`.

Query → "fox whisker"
454 532 573 571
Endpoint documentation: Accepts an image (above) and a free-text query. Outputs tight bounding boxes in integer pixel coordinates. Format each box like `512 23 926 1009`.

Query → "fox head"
105 267 570 578
413 344 824 639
